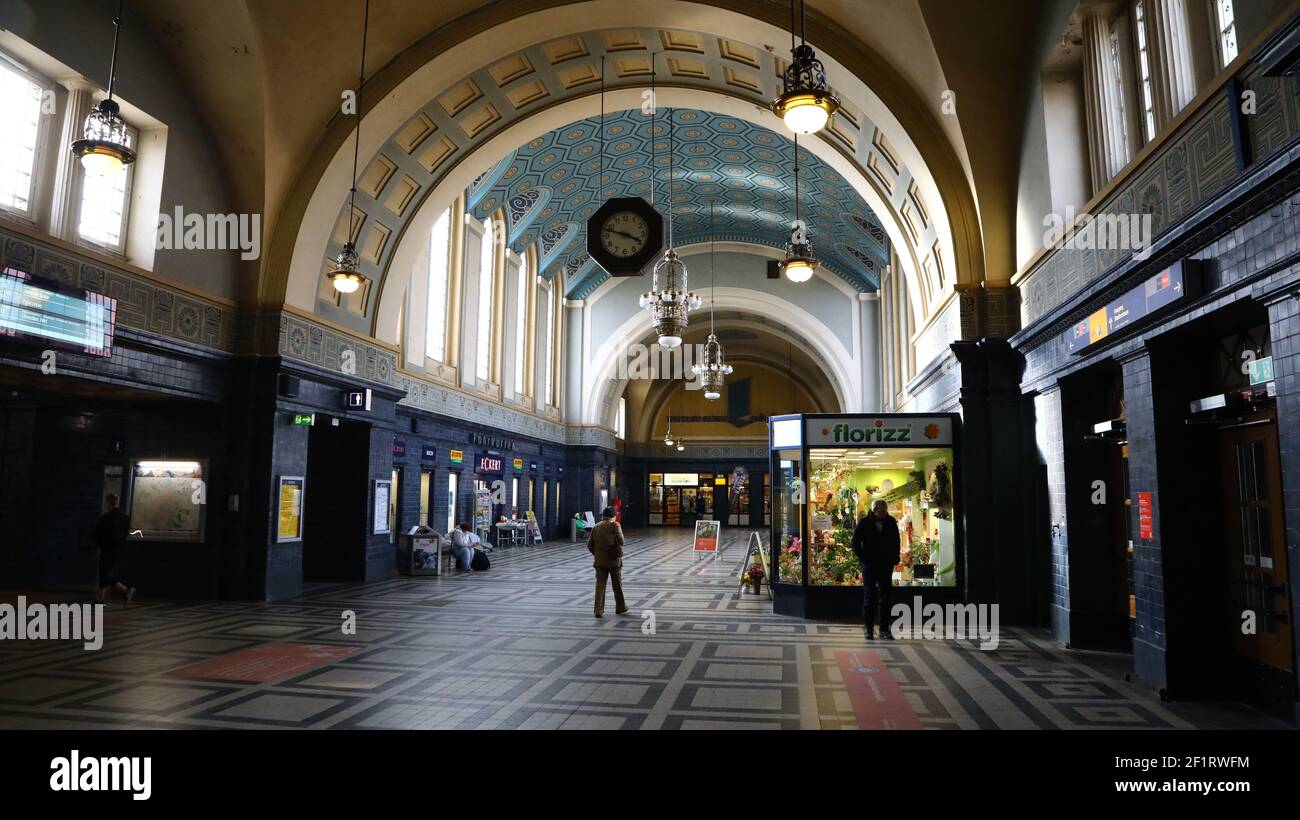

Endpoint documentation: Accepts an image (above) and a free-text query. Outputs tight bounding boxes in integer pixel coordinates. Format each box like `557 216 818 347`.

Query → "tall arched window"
475 215 496 382
513 250 532 395
425 206 451 363
542 278 555 406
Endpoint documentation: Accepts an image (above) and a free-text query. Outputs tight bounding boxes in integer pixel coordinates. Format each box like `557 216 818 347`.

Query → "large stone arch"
270 0 983 340
581 285 858 428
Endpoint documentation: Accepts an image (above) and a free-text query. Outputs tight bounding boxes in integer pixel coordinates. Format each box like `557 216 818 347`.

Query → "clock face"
599 211 650 258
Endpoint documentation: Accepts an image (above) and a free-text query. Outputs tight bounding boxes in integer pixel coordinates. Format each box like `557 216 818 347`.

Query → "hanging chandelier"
692 201 732 400
780 135 819 283
639 107 699 348
641 249 701 349
330 0 371 295
773 0 840 135
71 0 136 176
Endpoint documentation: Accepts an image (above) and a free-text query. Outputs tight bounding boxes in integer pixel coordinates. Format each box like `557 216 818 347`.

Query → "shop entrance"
302 419 371 582
1218 409 1295 685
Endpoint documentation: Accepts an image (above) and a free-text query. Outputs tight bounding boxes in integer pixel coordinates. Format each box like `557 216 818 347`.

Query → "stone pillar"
50 80 94 241
1144 0 1199 131
951 339 1049 624
859 293 881 412
1033 387 1070 643
1118 347 1168 691
1081 8 1130 192
1264 292 1300 720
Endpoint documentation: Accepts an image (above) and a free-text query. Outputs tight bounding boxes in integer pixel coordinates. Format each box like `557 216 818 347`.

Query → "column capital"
55 76 98 94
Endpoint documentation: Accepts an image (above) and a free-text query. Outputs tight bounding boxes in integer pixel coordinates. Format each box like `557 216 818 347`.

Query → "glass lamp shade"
704 389 721 401
329 242 366 294
780 236 819 283
773 44 840 135
71 100 136 177
676 443 685 451
781 257 816 283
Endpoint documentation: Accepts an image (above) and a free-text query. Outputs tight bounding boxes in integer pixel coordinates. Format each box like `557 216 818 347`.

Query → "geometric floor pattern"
0 531 1284 730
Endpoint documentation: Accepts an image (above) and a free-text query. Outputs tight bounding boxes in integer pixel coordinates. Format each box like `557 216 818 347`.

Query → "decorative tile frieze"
0 223 236 352
1018 84 1245 329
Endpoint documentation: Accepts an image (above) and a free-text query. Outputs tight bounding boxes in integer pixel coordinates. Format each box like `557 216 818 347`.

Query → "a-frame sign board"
736 532 772 598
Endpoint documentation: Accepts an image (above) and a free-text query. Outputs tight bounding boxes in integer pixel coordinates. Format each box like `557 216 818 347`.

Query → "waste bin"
397 527 442 576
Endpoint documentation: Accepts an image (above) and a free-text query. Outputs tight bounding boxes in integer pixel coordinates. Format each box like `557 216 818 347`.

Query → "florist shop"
768 413 964 619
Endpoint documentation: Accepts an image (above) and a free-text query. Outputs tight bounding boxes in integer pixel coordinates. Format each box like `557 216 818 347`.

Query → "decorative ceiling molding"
306 23 938 332
470 109 887 297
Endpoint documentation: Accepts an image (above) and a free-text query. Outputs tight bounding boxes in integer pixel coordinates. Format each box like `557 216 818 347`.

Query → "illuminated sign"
292 413 315 426
663 473 698 486
806 416 954 446
0 268 116 357
477 455 503 473
513 458 524 471
1066 261 1196 354
449 449 463 464
344 388 372 411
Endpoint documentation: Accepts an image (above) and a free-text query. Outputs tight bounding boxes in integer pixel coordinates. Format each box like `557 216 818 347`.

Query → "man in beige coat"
587 506 628 618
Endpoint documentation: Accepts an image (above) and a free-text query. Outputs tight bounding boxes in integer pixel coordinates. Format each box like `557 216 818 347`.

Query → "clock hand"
603 227 641 241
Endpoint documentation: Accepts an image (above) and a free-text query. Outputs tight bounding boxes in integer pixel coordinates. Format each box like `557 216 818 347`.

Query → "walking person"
852 499 900 640
94 495 136 605
587 506 628 618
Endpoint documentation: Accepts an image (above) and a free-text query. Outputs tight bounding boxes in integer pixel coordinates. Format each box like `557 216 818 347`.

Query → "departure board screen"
0 268 117 357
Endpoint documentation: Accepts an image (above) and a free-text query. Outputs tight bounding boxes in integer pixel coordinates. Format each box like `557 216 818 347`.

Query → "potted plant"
746 563 765 594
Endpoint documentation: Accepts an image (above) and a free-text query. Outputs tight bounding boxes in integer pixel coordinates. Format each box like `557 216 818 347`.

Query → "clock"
586 197 665 276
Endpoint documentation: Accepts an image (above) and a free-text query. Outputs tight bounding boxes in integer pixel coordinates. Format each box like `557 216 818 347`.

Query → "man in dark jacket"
587 506 628 618
851 499 899 640
94 495 136 604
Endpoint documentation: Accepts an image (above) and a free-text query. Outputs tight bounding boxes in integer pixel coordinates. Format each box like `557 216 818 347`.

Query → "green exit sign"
292 413 315 426
1248 356 1275 385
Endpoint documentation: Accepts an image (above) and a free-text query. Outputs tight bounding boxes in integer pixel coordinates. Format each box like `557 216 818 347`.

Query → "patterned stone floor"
0 530 1287 729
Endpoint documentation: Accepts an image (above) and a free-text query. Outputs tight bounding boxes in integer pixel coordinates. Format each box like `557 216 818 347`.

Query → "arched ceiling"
620 319 838 443
465 109 888 298
126 0 1047 316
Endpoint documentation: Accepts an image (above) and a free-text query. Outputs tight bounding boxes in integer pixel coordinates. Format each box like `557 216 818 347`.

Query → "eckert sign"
805 417 954 447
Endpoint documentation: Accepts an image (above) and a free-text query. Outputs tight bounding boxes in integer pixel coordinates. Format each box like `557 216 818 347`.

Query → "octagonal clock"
586 197 666 276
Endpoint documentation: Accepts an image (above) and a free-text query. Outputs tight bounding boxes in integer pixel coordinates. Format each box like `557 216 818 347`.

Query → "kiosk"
768 413 965 619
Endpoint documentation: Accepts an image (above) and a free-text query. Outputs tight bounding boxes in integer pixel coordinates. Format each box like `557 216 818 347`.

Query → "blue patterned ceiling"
467 109 888 298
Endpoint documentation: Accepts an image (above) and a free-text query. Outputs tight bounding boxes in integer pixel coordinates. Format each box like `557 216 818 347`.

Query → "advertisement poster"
1137 492 1153 540
373 480 392 535
693 519 720 553
525 510 543 543
277 476 304 543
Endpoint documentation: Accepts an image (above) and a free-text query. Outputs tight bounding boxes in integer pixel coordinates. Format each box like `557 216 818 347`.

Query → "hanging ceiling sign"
1065 261 1200 354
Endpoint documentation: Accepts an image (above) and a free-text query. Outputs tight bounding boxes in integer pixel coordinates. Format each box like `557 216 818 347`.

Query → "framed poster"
128 459 206 542
276 476 305 543
373 479 392 535
692 519 720 562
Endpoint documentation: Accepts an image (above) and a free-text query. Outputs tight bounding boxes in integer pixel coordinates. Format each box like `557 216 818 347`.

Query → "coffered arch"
276 1 984 345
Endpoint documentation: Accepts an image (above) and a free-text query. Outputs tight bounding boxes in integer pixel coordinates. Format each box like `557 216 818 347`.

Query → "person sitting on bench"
448 522 480 571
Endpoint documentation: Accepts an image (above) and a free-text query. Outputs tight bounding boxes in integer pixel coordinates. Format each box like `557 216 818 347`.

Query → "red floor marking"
834 649 923 730
168 642 358 683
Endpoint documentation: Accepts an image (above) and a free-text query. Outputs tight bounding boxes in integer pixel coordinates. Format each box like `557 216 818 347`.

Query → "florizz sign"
804 417 954 447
